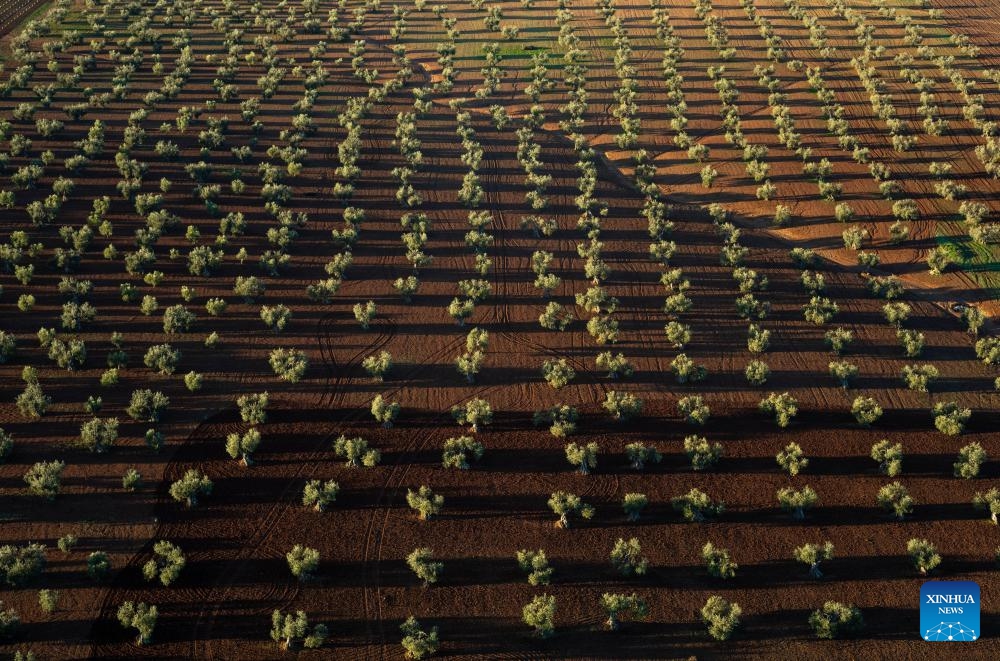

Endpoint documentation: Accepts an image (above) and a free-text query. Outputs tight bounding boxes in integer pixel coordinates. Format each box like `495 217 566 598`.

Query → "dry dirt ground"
0 0 999 658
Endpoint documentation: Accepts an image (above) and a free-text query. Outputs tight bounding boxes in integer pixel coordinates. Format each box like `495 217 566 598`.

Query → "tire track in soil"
188 315 398 658
87 311 395 658
485 161 621 504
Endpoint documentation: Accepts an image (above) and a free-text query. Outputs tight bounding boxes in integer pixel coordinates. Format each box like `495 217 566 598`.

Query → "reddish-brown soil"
1 0 999 659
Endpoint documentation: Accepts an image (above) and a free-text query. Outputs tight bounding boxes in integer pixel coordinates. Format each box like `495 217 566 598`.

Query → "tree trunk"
809 563 823 579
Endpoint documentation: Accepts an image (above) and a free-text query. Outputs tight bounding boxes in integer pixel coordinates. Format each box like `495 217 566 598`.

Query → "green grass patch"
935 226 1000 297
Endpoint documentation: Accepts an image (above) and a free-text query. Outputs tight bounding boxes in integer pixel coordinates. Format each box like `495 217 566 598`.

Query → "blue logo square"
921 581 980 641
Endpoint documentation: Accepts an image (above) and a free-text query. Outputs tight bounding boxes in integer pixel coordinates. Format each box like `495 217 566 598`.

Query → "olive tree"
516 549 553 586
362 351 392 381
353 300 377 329
672 488 723 522
442 436 484 469
87 551 111 582
973 488 1000 525
877 481 913 519
828 361 857 389
684 435 722 470
24 461 64 500
302 480 339 511
809 602 862 639
898 329 925 357
702 542 737 579
759 392 797 427
225 429 262 466
260 304 292 332
602 390 643 421
143 344 180 375
547 491 594 528
745 359 770 385
0 543 46 586
334 436 380 467
406 547 442 586
79 418 117 453
169 469 212 507
286 545 320 581
610 537 648 577
407 485 444 520
601 593 648 631
976 337 1000 366
522 594 556 638
142 541 185 586
777 486 818 520
596 351 633 379
622 493 648 522
851 396 883 427
701 595 741 641
932 401 971 436
541 358 575 389
625 442 661 470
678 396 710 426
871 440 903 476
400 616 439 659
824 328 853 355
270 610 327 650
954 442 986 479
907 538 941 575
794 541 834 579
269 348 308 383
127 389 169 422
777 442 808 476
371 395 400 428
532 404 578 438
162 305 196 334
117 602 157 645
902 364 938 392
670 353 707 384
236 392 268 424
451 398 492 432
564 442 598 474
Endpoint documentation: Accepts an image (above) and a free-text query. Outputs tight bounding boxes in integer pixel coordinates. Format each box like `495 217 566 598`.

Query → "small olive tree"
400 616 439 659
877 481 913 519
776 443 808 476
809 601 862 639
118 602 158 645
672 488 723 522
522 594 556 638
516 549 553 586
270 610 327 650
601 593 648 631
610 537 648 577
547 491 594 528
142 541 185 586
302 480 339 511
907 538 941 575
169 469 212 507
871 440 903 476
759 391 798 427
702 542 737 579
286 545 320 581
333 435 381 467
564 442 599 474
407 547 442 586
407 486 444 520
794 541 834 579
701 595 741 641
